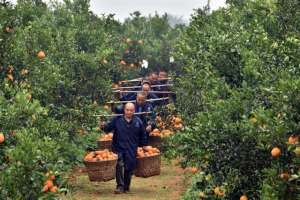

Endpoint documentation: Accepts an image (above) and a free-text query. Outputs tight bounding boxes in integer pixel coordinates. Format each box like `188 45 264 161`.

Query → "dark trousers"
116 153 133 190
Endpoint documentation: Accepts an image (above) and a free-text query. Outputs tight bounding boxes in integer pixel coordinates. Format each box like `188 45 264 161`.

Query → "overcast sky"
90 0 227 22
11 0 227 22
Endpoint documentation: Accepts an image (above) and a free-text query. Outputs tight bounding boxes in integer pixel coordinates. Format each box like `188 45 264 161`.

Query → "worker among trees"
100 103 148 194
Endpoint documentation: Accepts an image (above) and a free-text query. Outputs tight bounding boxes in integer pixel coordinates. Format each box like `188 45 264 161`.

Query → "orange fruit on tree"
271 147 281 158
44 180 53 188
50 186 58 193
0 133 5 143
280 172 290 181
288 135 299 144
37 51 46 59
190 167 199 174
42 185 49 192
214 187 225 196
240 195 248 200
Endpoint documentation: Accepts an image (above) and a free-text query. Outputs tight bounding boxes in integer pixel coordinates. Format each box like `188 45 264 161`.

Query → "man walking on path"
100 103 148 194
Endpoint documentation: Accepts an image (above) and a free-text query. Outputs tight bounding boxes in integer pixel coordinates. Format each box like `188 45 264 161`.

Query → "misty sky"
10 0 227 22
90 0 227 21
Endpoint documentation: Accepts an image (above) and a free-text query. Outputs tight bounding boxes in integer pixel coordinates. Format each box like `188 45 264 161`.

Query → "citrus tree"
167 0 300 199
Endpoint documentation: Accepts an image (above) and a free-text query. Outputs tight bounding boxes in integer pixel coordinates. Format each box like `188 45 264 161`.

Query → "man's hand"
146 125 152 132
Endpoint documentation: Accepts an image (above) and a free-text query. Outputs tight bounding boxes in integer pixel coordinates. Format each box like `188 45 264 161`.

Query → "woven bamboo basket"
84 158 117 182
148 136 162 149
97 140 112 151
134 154 161 178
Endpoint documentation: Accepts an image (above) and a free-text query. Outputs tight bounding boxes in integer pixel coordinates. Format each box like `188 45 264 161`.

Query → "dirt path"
62 159 189 200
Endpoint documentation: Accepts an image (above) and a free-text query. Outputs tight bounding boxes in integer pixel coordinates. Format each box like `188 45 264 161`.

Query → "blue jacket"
103 116 147 171
135 102 154 126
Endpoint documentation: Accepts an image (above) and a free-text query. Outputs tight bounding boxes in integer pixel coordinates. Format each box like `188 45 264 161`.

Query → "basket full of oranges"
83 149 118 182
134 146 161 178
149 129 162 149
97 132 113 150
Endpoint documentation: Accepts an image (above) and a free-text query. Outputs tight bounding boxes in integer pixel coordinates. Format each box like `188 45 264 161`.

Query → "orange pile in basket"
150 128 161 136
137 146 160 158
99 132 113 141
84 149 117 162
150 128 173 138
171 116 183 130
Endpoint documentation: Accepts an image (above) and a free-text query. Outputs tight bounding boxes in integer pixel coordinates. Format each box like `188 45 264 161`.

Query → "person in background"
134 92 155 140
100 103 147 194
120 82 159 105
148 71 159 85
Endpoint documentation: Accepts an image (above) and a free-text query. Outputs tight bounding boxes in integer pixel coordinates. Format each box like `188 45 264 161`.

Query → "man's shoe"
124 187 130 193
114 187 125 194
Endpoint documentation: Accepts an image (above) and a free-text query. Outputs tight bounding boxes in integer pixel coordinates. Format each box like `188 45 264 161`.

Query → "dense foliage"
0 0 181 199
167 0 300 199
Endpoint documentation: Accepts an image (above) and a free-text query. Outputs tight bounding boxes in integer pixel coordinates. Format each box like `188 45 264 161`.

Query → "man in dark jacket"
120 82 159 104
134 92 155 138
100 103 147 194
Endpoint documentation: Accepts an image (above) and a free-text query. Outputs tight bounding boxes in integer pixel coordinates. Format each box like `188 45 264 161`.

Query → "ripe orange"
0 133 5 143
42 185 49 192
190 167 199 174
45 180 53 188
280 172 290 181
50 186 58 193
271 147 281 158
37 51 46 59
174 117 182 124
214 187 225 196
288 135 299 144
240 195 248 200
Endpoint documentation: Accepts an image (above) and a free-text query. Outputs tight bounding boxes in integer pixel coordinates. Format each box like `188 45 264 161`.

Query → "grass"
61 159 190 200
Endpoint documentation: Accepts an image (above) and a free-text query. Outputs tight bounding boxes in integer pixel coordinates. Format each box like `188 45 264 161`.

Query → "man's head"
142 82 151 96
124 102 135 119
159 70 168 79
150 72 158 81
136 92 146 106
